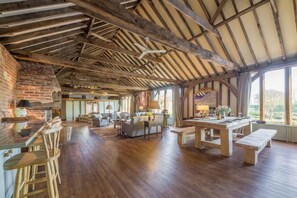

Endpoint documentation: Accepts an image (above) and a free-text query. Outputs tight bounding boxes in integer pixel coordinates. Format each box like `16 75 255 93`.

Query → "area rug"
89 125 119 140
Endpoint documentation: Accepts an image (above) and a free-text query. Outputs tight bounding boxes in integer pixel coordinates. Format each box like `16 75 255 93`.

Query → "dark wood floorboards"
56 123 297 198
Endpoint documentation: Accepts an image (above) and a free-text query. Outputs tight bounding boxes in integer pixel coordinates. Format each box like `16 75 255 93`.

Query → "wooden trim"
182 84 194 101
259 75 265 121
285 67 292 125
218 79 238 98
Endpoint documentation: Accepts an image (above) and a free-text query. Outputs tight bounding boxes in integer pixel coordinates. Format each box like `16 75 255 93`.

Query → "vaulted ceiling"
1 0 296 96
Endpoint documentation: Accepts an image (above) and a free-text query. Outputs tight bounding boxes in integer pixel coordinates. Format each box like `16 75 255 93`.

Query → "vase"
148 116 151 121
220 112 226 119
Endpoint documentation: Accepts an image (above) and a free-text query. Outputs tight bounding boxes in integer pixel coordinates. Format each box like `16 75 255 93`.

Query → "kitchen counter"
0 121 44 150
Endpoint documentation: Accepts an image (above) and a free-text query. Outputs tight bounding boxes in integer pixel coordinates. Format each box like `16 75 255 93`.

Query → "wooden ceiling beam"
60 79 148 91
67 0 237 70
12 51 180 83
79 54 148 71
61 88 129 96
0 8 81 28
182 72 238 87
71 35 163 64
0 1 74 17
164 0 219 38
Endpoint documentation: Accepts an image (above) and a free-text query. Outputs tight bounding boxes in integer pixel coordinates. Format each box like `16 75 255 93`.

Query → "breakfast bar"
0 121 44 198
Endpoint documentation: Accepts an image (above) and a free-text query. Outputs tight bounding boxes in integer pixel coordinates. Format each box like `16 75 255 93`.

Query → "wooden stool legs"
12 161 59 198
54 159 61 184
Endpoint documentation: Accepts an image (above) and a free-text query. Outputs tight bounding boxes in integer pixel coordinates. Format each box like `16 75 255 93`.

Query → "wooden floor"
55 123 297 198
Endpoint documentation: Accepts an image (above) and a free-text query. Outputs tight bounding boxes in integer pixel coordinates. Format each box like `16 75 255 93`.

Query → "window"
166 89 173 115
292 67 297 125
93 102 98 112
86 102 92 114
153 89 173 114
264 69 285 124
121 96 131 113
249 78 260 119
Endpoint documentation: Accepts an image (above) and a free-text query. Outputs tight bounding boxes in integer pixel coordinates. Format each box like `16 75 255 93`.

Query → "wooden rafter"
248 0 271 63
164 0 220 38
269 0 286 60
0 15 89 37
6 29 84 51
76 17 95 62
79 53 148 71
210 0 227 24
189 0 270 42
70 35 163 63
1 22 88 45
67 0 237 70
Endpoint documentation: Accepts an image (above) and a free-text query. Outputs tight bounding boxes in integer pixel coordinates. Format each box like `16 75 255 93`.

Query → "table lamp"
196 105 209 118
139 105 144 111
147 100 161 121
15 99 31 117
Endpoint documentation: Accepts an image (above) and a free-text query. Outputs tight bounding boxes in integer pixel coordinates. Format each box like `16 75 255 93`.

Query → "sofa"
122 115 163 137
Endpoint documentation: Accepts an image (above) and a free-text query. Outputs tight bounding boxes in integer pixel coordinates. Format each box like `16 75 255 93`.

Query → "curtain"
238 72 252 116
172 85 183 127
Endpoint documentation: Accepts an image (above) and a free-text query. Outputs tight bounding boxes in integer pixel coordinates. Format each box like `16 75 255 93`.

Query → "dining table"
183 117 254 157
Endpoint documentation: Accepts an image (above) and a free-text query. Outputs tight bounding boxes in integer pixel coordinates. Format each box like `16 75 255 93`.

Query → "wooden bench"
235 129 277 165
170 127 195 145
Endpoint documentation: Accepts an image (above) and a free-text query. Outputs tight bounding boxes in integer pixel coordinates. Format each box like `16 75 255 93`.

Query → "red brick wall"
16 61 61 120
0 44 20 118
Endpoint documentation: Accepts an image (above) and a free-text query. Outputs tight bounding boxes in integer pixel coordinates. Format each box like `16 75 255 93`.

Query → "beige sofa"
122 115 163 137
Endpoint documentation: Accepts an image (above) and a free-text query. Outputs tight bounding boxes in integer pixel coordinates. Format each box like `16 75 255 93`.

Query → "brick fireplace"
15 61 61 121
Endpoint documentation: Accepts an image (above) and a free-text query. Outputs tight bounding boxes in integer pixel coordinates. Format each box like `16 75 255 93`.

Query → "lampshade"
17 100 31 108
196 105 209 111
139 106 144 110
147 101 161 110
106 104 112 110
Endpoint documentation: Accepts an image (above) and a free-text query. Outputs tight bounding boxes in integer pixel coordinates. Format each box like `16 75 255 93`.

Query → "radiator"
252 123 297 143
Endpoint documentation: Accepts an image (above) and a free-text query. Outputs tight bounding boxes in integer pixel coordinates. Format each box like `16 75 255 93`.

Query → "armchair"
92 115 110 127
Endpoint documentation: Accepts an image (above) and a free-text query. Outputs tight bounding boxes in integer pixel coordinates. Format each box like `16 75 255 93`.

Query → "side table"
144 121 163 140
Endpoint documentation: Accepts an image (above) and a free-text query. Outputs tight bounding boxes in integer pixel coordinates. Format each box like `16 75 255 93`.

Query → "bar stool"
3 125 62 198
28 120 62 187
